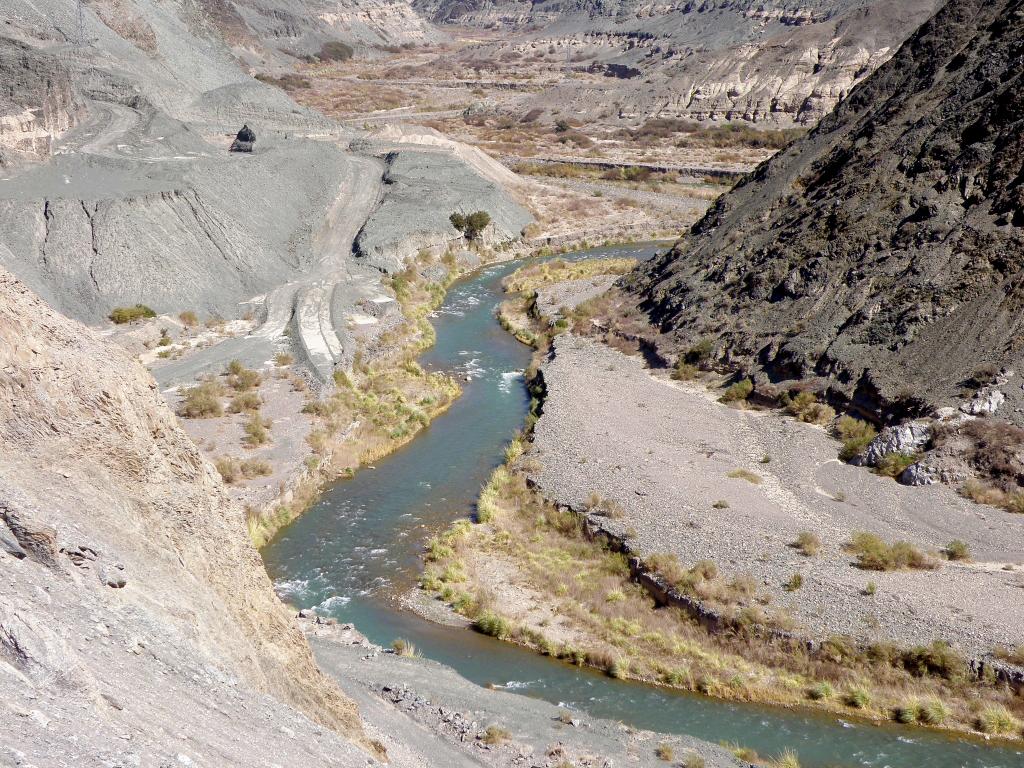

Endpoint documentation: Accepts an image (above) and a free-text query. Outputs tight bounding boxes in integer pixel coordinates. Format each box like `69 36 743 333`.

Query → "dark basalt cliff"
623 0 1024 421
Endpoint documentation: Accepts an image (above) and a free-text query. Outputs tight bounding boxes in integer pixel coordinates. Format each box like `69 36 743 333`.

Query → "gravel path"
529 329 1024 657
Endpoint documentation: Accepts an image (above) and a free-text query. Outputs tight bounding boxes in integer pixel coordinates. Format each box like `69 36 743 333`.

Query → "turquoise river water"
263 243 1024 768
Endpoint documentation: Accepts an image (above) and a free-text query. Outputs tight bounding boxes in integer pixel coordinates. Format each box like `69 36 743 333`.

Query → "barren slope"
0 267 374 765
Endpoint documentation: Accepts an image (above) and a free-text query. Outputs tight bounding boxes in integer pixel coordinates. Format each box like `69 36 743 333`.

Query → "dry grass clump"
845 532 938 571
214 456 272 484
672 360 699 380
481 725 511 745
391 638 420 657
976 705 1019 735
994 646 1024 666
960 477 1024 514
784 391 835 425
502 257 636 293
654 742 674 761
228 390 262 413
727 468 762 485
585 492 625 519
225 359 261 391
178 379 224 418
178 310 198 327
243 413 272 447
791 532 821 557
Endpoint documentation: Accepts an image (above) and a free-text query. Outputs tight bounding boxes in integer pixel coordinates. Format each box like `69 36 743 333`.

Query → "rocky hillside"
623 0 1024 421
418 0 940 124
198 0 442 62
0 37 80 165
0 265 379 765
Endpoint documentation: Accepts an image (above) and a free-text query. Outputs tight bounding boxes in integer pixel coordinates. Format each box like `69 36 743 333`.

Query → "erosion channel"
262 243 1023 768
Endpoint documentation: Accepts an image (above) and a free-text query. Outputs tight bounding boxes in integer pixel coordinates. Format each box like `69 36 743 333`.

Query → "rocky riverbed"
302 615 744 768
528 281 1024 660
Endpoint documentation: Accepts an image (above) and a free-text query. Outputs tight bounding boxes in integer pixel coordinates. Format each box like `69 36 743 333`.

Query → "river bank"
264 243 1024 768
419 260 1024 748
303 615 744 768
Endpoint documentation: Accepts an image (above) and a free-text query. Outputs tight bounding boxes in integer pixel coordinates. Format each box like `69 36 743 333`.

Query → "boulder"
960 387 1005 416
859 420 931 467
229 124 256 153
899 462 939 486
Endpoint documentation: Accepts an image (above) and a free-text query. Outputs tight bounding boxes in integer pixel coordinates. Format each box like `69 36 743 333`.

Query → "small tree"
464 211 491 240
450 210 491 241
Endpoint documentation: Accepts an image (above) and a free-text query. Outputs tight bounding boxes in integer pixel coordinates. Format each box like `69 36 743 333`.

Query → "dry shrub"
785 391 834 425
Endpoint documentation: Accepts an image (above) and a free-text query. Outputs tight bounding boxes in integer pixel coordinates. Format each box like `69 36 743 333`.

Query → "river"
262 243 1023 768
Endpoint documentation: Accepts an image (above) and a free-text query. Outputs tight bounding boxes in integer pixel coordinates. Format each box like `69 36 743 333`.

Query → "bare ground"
529 330 1024 658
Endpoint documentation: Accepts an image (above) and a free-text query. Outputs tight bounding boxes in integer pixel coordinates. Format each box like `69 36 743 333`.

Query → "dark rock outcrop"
623 0 1024 421
230 122 256 152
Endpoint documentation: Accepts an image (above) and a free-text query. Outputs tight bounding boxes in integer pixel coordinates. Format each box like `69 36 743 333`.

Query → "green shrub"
319 41 353 61
672 360 699 381
720 378 753 403
846 532 937 571
474 611 512 640
976 705 1018 735
807 681 833 700
109 304 156 324
451 210 491 241
918 699 949 725
944 539 971 561
243 414 271 447
875 452 919 479
684 338 714 364
784 573 804 592
901 641 966 680
834 415 877 461
844 687 871 709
